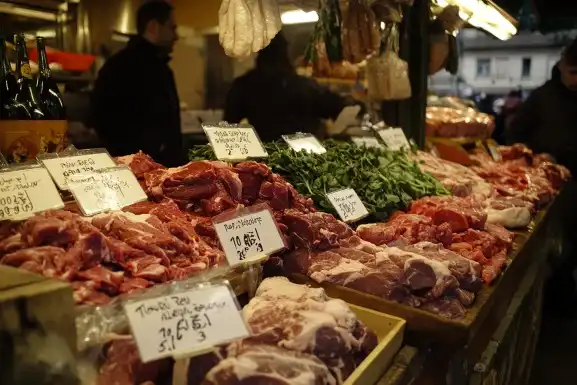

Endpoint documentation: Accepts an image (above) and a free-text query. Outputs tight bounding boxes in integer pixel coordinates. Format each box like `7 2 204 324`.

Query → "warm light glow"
0 2 56 21
434 0 517 40
281 10 319 25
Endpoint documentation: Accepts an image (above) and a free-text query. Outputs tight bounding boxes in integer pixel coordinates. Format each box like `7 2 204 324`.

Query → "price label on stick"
204 126 268 161
377 128 410 151
213 205 286 266
124 284 250 363
351 136 384 149
282 133 326 154
326 188 369 223
0 167 64 220
68 167 147 216
39 151 116 190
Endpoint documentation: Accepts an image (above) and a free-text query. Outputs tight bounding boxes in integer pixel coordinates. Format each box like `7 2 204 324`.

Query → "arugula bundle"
189 140 449 220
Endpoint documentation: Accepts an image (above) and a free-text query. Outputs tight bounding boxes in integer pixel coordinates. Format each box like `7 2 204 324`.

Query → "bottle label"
21 63 32 79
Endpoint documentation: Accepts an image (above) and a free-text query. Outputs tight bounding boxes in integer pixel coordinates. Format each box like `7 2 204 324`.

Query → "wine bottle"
36 37 65 120
13 33 45 120
0 35 17 119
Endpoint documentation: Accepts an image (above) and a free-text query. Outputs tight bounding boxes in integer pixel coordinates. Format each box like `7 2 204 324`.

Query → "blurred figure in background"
506 38 577 174
90 1 183 166
492 90 523 144
224 32 348 142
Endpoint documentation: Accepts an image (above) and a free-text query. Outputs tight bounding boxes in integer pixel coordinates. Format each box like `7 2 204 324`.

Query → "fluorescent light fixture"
281 10 318 25
435 0 517 40
0 2 57 21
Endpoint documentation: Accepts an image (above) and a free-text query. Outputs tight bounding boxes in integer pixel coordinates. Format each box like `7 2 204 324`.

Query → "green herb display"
189 140 449 221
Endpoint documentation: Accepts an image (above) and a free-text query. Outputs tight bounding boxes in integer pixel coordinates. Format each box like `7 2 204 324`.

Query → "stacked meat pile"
282 209 484 319
97 278 378 385
0 208 223 305
117 153 315 249
412 146 570 229
358 196 514 285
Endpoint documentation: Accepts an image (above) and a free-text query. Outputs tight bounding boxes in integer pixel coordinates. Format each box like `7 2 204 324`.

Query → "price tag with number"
39 150 116 190
124 283 250 363
377 128 410 151
67 167 147 216
351 136 384 149
212 204 286 266
0 166 64 221
282 133 326 154
203 125 268 161
326 188 369 223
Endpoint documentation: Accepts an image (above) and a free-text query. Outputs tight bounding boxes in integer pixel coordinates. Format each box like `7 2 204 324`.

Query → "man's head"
559 38 577 91
137 1 177 54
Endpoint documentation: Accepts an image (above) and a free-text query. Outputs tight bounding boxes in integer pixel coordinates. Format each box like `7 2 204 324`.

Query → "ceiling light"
281 10 318 25
0 2 56 21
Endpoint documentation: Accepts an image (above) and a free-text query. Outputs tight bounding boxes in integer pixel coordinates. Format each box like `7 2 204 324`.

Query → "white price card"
124 284 250 363
377 128 410 151
204 126 268 161
39 152 116 190
213 206 286 266
326 188 369 223
67 167 147 216
351 136 384 149
282 134 326 154
0 167 64 221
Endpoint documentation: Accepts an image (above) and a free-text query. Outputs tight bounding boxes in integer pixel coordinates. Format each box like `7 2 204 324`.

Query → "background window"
522 57 532 78
476 58 491 77
495 57 509 79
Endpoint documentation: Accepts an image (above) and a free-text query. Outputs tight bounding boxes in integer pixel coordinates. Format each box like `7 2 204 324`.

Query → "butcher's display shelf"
289 204 552 346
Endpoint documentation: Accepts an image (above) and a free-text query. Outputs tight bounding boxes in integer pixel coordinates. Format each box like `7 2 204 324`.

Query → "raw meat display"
0 209 223 305
172 277 378 385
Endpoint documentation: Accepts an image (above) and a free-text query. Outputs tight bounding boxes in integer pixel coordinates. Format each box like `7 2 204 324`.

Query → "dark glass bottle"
13 33 45 120
36 37 65 120
0 35 18 119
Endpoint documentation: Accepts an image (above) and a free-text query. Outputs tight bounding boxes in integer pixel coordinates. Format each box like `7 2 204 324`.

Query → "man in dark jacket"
224 32 347 142
506 39 577 174
91 1 183 166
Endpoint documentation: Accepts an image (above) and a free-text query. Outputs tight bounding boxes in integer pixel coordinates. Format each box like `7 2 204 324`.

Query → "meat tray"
289 206 552 346
345 304 406 385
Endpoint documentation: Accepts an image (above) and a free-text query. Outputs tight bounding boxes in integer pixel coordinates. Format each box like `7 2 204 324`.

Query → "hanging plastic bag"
366 24 411 100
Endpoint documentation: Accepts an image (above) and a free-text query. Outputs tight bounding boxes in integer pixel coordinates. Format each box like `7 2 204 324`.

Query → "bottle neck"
0 38 10 77
37 39 51 78
15 35 32 81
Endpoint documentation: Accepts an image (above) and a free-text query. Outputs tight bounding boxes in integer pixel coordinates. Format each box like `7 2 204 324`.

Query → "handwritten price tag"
326 188 369 223
125 284 249 363
282 134 326 154
67 167 147 216
377 128 410 151
213 208 285 266
351 136 384 149
40 152 116 190
204 126 268 161
0 167 64 220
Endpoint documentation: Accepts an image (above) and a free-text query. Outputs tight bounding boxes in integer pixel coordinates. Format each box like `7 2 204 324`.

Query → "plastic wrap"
366 25 411 101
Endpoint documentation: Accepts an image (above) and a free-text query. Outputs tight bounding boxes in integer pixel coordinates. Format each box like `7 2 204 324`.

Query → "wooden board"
289 203 555 346
346 304 406 385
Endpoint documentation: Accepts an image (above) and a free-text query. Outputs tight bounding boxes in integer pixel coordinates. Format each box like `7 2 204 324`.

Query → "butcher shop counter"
370 184 572 385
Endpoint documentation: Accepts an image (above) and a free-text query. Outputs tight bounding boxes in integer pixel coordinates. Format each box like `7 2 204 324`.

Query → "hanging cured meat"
218 0 282 59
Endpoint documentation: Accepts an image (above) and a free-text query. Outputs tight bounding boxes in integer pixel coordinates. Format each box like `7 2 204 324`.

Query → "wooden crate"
290 204 553 346
346 304 406 385
0 266 78 384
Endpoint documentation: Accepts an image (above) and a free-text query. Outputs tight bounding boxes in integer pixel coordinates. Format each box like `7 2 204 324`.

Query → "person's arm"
223 80 245 124
504 92 540 145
